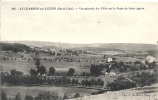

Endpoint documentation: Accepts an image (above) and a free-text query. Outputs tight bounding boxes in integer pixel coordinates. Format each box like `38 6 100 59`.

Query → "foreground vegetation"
1 90 82 100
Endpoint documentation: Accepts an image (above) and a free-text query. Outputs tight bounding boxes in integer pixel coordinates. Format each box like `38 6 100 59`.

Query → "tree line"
1 70 104 87
1 91 81 100
0 43 30 52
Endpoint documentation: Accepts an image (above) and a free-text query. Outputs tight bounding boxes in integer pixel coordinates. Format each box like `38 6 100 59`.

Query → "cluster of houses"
104 55 157 76
2 56 17 60
29 46 88 56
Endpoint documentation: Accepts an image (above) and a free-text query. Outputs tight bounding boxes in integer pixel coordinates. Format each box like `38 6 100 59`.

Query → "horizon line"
1 40 158 45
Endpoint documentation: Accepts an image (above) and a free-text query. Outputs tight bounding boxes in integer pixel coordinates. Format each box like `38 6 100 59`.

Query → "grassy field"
1 86 98 99
0 60 91 74
71 84 158 100
0 51 140 74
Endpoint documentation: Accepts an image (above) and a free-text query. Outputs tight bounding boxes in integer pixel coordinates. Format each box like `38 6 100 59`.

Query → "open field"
70 84 158 100
0 60 90 74
0 51 141 74
1 86 98 99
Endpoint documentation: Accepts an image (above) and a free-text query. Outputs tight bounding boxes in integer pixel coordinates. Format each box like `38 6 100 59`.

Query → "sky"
1 2 158 44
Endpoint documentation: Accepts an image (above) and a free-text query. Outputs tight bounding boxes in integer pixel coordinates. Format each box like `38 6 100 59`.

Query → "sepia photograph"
0 1 158 100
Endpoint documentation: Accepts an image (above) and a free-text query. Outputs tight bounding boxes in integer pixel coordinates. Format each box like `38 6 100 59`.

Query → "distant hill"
96 43 158 51
2 41 158 52
147 50 158 58
0 42 30 52
2 41 87 48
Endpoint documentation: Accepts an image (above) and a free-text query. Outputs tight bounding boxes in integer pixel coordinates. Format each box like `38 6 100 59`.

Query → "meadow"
0 50 149 100
1 86 98 99
0 51 140 74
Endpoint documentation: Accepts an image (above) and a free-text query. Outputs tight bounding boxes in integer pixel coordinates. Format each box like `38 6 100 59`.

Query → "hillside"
2 41 158 52
2 41 87 48
0 42 30 52
147 50 158 58
69 84 158 100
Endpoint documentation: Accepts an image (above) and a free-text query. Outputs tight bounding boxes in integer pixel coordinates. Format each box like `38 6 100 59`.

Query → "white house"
107 58 112 62
105 72 116 76
107 57 116 62
146 55 156 63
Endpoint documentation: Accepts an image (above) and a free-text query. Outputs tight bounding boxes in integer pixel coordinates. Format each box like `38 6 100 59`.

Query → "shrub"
66 68 75 76
25 94 33 100
90 64 102 76
63 94 69 100
108 77 136 91
13 92 22 100
35 91 59 100
49 67 55 75
1 91 7 100
74 93 81 98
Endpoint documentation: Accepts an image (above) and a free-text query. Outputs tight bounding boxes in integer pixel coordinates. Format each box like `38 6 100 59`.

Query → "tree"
97 79 104 87
63 94 69 100
36 65 46 75
10 69 23 76
104 55 106 58
90 64 102 76
25 94 33 100
119 61 124 67
106 68 110 73
1 91 7 100
66 68 75 76
30 69 36 76
152 61 156 68
145 61 148 65
74 93 81 98
72 79 76 85
13 92 22 100
106 81 110 89
90 79 96 86
75 79 79 85
10 69 17 76
49 67 56 75
81 80 85 86
35 91 59 100
57 53 61 56
16 71 23 75
153 69 157 73
35 58 40 69
66 78 71 85
85 79 89 86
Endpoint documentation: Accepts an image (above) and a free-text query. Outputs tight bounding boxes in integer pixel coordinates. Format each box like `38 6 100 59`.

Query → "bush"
1 91 7 100
49 67 55 75
63 94 69 100
66 68 75 76
36 65 46 75
10 69 23 76
91 90 106 95
13 92 22 100
25 94 33 100
30 69 36 76
97 79 104 87
35 91 59 100
10 69 17 76
131 71 158 87
74 93 81 98
90 64 102 76
108 77 136 91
